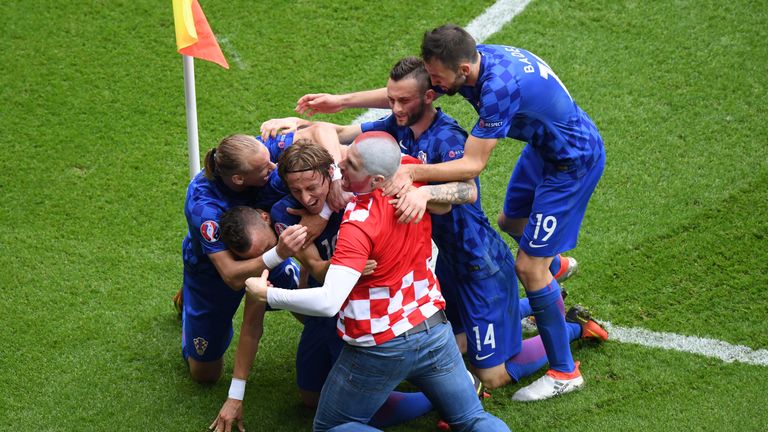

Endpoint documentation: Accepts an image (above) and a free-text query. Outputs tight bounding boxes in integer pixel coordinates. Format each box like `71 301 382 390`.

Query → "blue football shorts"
503 144 606 258
439 257 521 368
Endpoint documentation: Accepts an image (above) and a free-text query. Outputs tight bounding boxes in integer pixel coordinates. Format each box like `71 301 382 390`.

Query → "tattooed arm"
390 179 478 224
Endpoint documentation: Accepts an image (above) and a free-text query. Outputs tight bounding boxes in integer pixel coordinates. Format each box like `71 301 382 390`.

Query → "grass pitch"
1 0 766 431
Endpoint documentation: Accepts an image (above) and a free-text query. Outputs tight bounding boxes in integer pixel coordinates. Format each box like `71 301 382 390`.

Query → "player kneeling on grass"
245 132 511 431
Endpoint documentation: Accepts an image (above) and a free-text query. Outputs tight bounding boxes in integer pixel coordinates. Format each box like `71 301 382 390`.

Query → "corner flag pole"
172 0 229 180
182 55 201 179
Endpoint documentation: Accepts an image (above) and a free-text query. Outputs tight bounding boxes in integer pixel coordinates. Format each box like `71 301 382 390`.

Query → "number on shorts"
533 213 558 242
472 324 496 351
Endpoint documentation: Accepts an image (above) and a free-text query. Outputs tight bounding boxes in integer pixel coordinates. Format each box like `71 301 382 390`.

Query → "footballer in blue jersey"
411 25 605 400
270 194 345 406
181 133 300 381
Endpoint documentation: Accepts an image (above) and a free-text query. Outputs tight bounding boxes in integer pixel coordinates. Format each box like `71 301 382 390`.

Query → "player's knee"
187 358 223 384
497 213 523 237
473 366 511 390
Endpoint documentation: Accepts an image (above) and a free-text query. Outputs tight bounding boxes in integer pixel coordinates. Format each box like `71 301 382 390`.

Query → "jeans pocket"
426 326 460 374
346 347 406 393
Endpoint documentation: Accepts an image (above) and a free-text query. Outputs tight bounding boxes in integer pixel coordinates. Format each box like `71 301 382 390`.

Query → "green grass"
1 0 766 431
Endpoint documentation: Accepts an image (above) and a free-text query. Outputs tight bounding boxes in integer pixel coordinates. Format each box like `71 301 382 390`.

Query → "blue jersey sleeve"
360 113 398 136
257 132 295 163
187 198 228 255
471 76 519 139
270 196 302 236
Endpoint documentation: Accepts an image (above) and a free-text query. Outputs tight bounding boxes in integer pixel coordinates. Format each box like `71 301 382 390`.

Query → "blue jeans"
315 320 510 432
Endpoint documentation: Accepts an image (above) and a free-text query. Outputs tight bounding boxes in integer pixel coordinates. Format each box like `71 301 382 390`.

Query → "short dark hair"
389 56 431 93
220 206 270 254
421 24 478 70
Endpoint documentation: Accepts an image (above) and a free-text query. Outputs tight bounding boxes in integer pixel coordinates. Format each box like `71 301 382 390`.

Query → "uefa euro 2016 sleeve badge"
193 337 209 356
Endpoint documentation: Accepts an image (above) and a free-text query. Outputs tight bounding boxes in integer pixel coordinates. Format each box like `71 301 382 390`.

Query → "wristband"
262 246 284 269
319 202 333 220
228 377 246 400
331 163 342 181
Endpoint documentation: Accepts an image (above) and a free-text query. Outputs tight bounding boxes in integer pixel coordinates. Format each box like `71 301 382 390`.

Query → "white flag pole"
182 54 201 180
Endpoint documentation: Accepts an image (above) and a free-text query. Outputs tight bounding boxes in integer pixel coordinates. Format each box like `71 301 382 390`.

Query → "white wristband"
332 163 342 181
228 377 246 400
262 246 284 269
319 202 333 220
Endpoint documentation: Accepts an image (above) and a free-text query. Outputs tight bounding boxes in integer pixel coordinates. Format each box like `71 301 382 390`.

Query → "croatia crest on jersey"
200 220 219 243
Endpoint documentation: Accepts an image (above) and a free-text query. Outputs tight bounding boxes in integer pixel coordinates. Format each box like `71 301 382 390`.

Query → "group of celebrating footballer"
177 24 608 432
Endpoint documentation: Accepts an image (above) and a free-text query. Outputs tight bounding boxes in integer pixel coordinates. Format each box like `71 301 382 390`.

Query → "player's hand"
276 224 308 258
260 117 302 140
295 93 344 117
209 398 245 432
245 269 270 303
390 186 429 224
289 208 328 247
362 259 377 276
381 164 414 198
327 179 353 212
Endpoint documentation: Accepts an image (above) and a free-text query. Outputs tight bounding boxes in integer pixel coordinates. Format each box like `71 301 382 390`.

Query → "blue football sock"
526 279 575 373
549 254 562 276
369 391 433 428
566 321 582 342
505 335 548 382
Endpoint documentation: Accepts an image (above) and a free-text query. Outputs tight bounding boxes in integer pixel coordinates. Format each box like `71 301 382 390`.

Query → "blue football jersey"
270 195 343 287
361 109 513 279
438 44 603 176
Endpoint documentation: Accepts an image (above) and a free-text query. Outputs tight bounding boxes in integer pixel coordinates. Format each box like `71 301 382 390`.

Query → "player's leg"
296 317 338 408
181 276 238 383
455 258 520 390
181 305 232 383
510 154 606 401
408 321 510 432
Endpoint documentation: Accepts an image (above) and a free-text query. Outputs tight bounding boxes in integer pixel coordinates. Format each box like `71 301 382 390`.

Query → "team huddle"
177 24 608 432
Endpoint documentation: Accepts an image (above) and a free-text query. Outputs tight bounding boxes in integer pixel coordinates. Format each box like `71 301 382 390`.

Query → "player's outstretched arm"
209 296 266 432
295 88 389 117
409 136 498 183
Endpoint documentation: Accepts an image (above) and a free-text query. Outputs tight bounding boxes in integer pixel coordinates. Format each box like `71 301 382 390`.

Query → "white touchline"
603 321 768 367
353 0 768 368
352 0 534 125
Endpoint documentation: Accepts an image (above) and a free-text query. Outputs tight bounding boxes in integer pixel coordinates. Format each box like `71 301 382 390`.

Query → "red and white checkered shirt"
329 158 445 346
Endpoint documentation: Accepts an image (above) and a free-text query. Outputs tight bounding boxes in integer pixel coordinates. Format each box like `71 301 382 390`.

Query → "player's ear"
231 174 245 186
458 62 471 78
424 88 437 104
259 210 271 224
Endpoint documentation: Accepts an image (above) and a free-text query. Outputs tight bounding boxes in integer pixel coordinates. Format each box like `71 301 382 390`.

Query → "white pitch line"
603 321 768 367
352 0 533 125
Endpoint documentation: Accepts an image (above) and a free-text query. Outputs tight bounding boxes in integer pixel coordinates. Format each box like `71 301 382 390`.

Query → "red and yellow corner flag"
172 0 229 69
